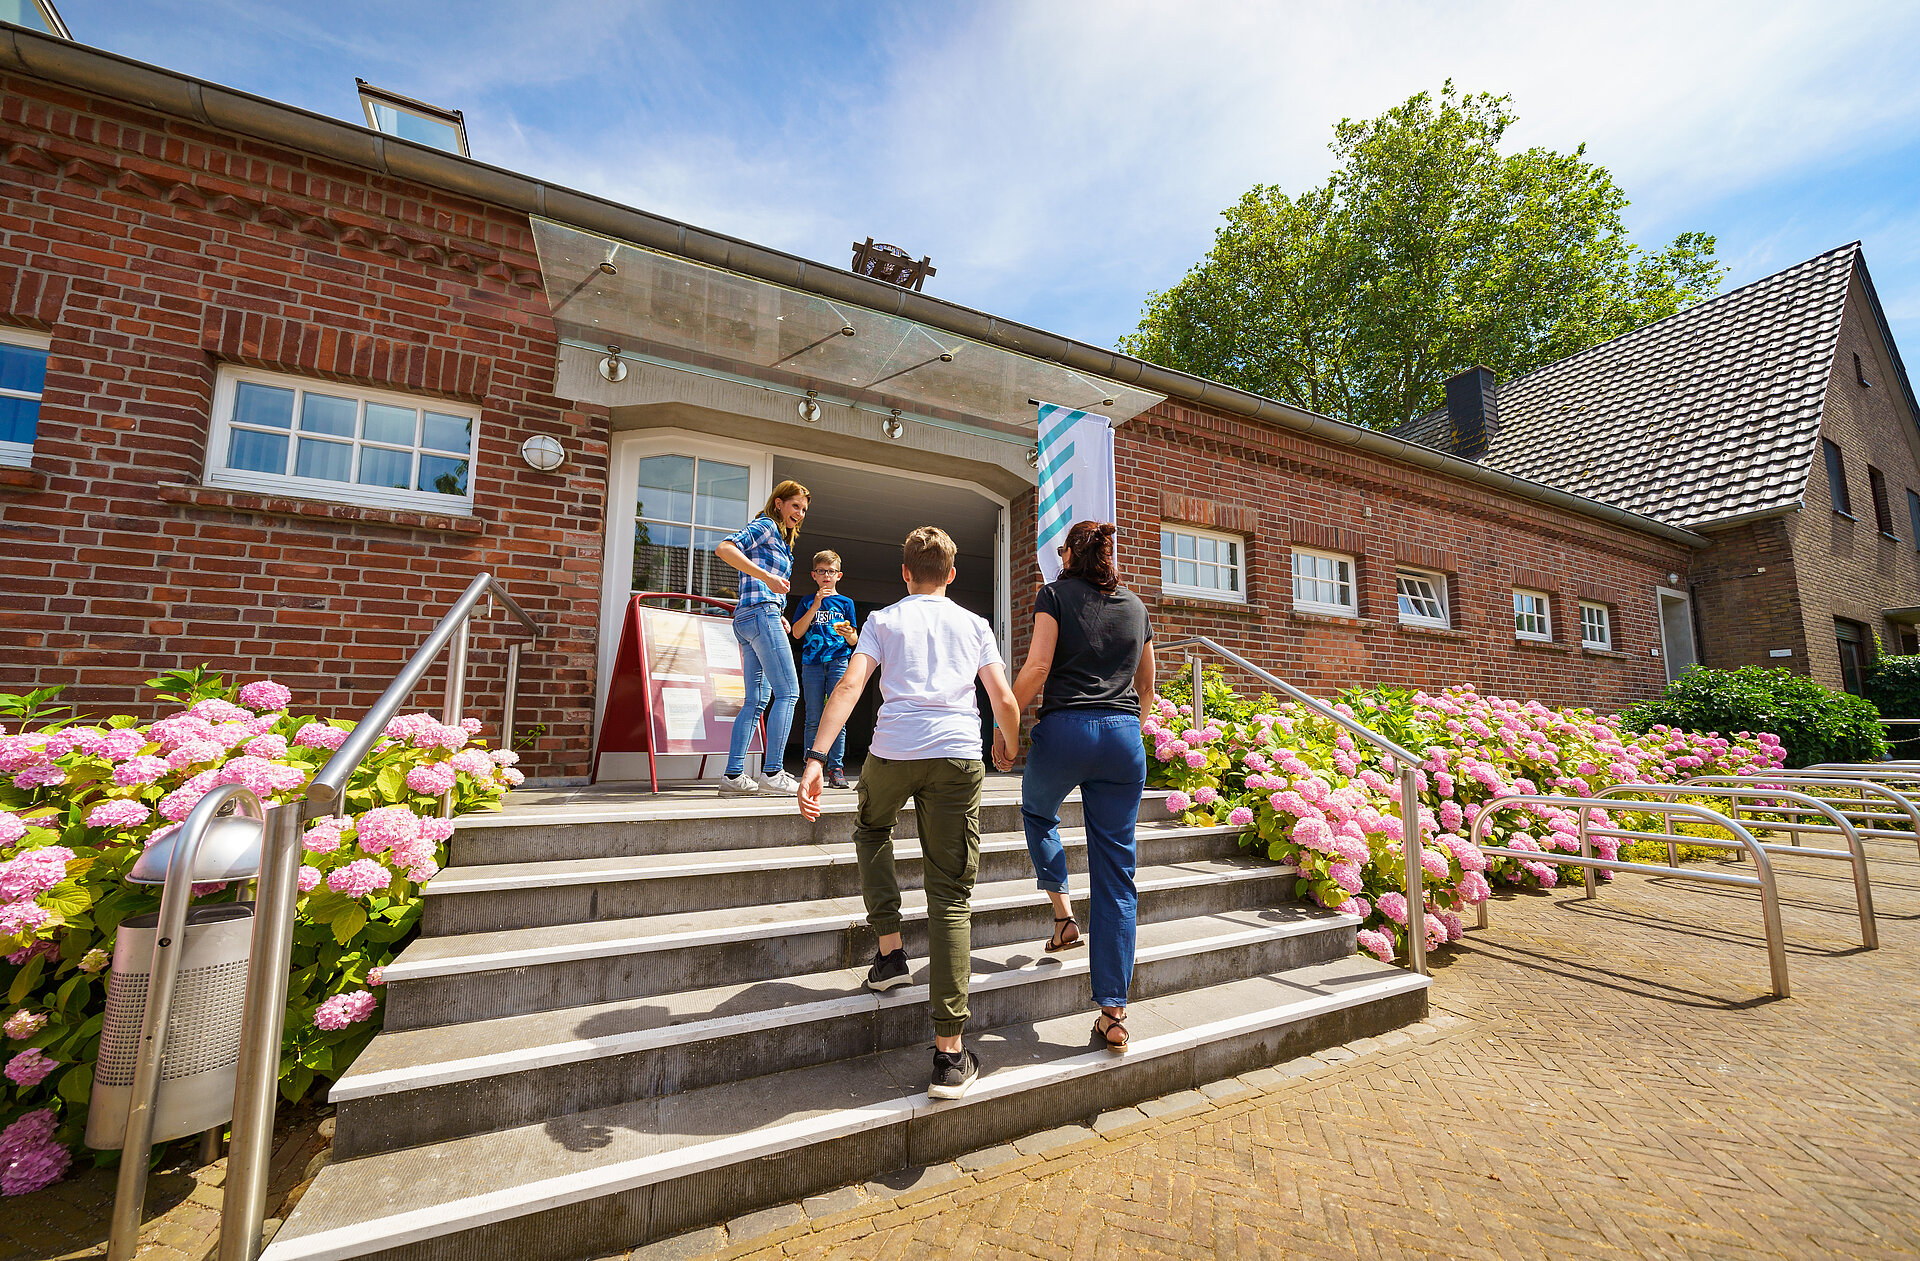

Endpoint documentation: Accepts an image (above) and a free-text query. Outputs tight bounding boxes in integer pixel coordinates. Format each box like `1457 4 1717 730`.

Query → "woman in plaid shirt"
715 478 810 795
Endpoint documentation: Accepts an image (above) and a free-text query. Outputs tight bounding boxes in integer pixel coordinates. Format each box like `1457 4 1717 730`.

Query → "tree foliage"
1120 84 1727 431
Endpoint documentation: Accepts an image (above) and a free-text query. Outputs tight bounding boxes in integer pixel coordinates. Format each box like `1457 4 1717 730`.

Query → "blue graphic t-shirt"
792 593 858 665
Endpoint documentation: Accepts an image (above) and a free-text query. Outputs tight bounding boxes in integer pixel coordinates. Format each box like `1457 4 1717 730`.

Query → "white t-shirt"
854 594 1003 761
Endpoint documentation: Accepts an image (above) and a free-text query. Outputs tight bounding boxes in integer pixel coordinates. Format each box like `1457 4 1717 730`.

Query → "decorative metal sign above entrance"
530 218 1164 441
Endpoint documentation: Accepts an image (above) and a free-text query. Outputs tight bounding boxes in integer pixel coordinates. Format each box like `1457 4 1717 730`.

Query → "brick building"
1391 244 1920 695
0 26 1707 784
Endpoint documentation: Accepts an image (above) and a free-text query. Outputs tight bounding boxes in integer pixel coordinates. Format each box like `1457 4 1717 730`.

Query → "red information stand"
591 593 765 790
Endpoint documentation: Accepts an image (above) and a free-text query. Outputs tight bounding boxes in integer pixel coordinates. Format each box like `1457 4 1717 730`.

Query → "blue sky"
53 0 1920 370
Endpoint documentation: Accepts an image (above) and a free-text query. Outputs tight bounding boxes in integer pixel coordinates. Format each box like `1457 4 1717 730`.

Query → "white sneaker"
717 773 760 796
757 769 800 794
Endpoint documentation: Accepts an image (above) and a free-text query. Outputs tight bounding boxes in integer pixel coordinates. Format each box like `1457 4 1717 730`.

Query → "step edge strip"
330 915 1359 1101
267 968 1424 1261
381 864 1295 982
453 788 1137 832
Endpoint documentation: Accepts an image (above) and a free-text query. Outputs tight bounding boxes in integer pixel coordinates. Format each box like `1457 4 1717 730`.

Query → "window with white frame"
1160 525 1244 602
205 367 479 513
633 453 753 603
0 327 52 469
1395 568 1448 628
1292 547 1356 616
1513 588 1552 641
1579 601 1612 650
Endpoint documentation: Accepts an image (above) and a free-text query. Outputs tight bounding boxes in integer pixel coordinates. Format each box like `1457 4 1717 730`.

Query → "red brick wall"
1789 274 1920 687
0 70 609 779
1692 518 1806 671
1025 401 1694 712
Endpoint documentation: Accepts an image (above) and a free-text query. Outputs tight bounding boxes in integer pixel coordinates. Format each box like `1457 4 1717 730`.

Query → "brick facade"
1690 517 1806 670
0 70 610 779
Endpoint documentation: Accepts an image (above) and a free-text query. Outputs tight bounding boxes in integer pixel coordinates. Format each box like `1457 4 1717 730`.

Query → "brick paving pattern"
658 837 1920 1261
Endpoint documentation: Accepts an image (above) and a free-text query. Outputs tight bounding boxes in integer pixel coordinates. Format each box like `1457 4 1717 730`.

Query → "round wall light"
881 416 904 440
798 399 822 424
521 435 567 472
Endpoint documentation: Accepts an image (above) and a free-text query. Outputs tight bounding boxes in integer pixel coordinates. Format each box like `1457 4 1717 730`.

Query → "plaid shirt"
725 515 792 612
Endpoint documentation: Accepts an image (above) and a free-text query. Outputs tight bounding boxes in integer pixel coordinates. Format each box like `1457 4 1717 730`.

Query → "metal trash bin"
85 902 254 1149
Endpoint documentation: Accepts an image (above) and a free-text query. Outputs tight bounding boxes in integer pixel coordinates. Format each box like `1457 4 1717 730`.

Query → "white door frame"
595 427 1013 742
1655 585 1696 682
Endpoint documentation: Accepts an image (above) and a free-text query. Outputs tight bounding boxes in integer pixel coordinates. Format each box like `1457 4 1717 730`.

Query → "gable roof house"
1390 243 1920 695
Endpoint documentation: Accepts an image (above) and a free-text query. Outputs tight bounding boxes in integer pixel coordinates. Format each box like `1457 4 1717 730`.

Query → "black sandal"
1094 1010 1128 1052
1046 916 1081 953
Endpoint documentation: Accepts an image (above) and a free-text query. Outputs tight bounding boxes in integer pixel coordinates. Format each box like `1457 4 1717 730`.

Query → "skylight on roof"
0 0 72 38
356 79 468 156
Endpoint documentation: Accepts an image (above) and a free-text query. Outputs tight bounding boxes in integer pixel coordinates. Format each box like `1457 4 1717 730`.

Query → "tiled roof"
1389 244 1860 529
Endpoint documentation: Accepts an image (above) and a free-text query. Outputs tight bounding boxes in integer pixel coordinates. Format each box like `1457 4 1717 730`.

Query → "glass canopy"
530 217 1163 441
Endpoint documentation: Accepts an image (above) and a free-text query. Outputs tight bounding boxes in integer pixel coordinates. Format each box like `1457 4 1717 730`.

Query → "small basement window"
1292 547 1356 616
357 79 469 156
1513 589 1552 641
1160 524 1244 602
1579 601 1612 650
205 366 478 514
1395 568 1448 628
1823 438 1852 516
0 326 52 469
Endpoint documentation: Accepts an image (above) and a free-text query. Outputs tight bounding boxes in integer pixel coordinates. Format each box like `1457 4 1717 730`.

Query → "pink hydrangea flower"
1376 892 1409 925
459 717 483 734
1164 790 1191 813
189 698 253 723
3 1009 47 1040
1328 861 1364 894
490 749 519 766
112 755 171 787
327 858 392 899
366 966 385 986
0 902 53 938
0 813 24 846
297 865 322 893
293 722 349 751
85 800 151 830
1193 786 1218 807
1289 816 1336 853
353 806 420 855
4 1048 58 1088
166 740 224 769
1183 751 1206 770
0 734 48 773
1458 870 1492 902
406 763 457 796
450 748 494 777
0 848 73 902
244 734 289 760
0 1107 71 1195
500 768 525 787
1227 806 1254 828
12 765 65 790
416 816 456 845
98 728 148 761
302 820 343 854
313 990 377 1031
237 680 293 712
1355 928 1395 962
1420 848 1452 880
158 785 209 822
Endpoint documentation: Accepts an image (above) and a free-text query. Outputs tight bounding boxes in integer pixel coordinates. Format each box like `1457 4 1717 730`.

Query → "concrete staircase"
264 787 1429 1261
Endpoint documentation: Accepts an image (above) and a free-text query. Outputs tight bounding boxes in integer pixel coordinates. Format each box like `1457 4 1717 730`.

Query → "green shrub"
1621 665 1886 768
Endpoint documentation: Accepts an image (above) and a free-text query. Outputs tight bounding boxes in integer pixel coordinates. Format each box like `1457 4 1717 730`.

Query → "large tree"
1120 85 1725 432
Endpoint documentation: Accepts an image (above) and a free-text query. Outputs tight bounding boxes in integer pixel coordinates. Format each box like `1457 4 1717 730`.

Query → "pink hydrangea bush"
1145 684 1787 962
0 668 521 1194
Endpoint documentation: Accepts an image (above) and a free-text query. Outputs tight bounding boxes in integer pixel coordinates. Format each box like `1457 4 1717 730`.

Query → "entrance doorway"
594 428 1009 782
1657 587 1697 683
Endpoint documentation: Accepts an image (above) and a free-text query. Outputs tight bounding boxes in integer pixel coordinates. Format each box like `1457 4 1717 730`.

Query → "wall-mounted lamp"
1667 572 1680 585
520 435 567 472
798 398 822 424
841 325 856 337
598 346 628 384
882 411 904 440
1025 445 1040 468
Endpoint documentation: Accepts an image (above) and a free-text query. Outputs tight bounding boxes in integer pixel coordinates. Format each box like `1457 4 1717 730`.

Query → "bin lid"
130 813 264 885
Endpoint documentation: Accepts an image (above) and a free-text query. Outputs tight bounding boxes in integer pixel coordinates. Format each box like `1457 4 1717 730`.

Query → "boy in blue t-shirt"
790 549 860 788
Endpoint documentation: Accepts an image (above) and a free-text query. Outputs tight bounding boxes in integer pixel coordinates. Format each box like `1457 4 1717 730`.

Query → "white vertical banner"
1035 401 1115 582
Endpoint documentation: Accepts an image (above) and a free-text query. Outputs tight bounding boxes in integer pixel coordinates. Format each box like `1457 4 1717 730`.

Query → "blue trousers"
725 601 800 778
1021 710 1147 1010
801 657 850 771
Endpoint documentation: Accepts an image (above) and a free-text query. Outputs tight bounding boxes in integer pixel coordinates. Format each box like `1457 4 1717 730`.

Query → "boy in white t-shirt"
797 525 1021 1100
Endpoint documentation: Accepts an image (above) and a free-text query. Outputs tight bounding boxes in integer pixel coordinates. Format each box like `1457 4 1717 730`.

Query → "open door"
1657 587 1696 683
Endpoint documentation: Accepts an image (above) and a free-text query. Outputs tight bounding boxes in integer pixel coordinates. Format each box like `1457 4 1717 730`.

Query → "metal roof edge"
1852 252 1920 437
0 24 1702 549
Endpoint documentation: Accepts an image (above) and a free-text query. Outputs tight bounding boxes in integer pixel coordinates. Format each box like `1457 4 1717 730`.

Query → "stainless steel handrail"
1685 774 1920 861
1469 794 1788 998
1158 635 1431 975
1593 784 1875 949
219 572 536 1261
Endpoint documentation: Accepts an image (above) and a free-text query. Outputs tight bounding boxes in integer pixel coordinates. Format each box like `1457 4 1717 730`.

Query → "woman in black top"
1003 521 1155 1051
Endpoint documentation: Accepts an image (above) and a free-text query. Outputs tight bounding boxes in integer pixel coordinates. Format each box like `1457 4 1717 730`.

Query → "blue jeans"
801 657 850 771
1021 710 1147 1010
725 601 799 778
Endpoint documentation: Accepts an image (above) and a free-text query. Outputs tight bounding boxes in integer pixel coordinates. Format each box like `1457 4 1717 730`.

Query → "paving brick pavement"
630 836 1920 1261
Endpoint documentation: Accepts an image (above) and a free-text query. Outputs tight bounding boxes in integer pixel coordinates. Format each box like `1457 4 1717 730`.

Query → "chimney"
1444 366 1499 461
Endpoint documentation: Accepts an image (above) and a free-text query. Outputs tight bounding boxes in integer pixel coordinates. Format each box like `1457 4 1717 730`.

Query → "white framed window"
205 366 479 514
1513 589 1552 641
1580 600 1612 650
1160 524 1244 602
1292 547 1356 616
1395 568 1449 628
0 326 52 469
632 453 754 603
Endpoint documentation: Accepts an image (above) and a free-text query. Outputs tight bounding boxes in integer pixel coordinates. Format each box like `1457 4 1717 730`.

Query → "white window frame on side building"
204 365 480 515
1513 588 1552 641
1160 523 1245 603
1395 567 1449 628
1579 600 1613 650
0 325 53 469
1292 546 1356 617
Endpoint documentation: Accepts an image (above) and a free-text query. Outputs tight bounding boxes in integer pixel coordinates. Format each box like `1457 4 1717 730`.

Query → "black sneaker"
865 947 910 992
828 768 850 790
928 1048 981 1100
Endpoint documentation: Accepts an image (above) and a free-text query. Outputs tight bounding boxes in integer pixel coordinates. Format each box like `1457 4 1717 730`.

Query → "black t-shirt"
1034 577 1153 718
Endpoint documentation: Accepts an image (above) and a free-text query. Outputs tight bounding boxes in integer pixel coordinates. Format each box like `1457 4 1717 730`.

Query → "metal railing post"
1189 656 1203 731
106 786 264 1261
440 615 471 819
216 800 305 1261
1580 807 1596 899
502 640 522 754
1399 764 1427 975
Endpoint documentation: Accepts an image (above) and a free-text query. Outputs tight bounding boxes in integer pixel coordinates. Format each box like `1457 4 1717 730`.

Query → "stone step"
421 821 1246 935
450 788 1175 866
265 956 1429 1261
381 858 1295 1030
329 905 1355 1158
